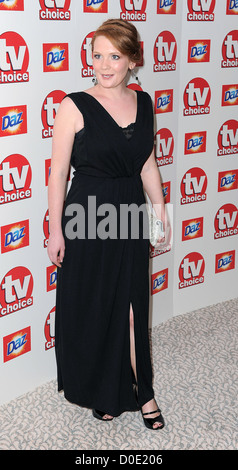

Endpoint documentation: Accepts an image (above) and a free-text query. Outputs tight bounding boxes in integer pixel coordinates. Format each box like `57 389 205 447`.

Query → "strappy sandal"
142 407 165 430
92 409 113 421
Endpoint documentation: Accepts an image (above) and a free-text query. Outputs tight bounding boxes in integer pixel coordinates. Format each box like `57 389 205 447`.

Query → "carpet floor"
0 298 237 451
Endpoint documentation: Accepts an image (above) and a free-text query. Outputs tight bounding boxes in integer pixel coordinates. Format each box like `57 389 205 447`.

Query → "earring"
92 71 97 86
131 68 141 86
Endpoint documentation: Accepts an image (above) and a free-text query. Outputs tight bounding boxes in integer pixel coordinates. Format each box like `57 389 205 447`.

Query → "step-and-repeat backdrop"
0 1 237 405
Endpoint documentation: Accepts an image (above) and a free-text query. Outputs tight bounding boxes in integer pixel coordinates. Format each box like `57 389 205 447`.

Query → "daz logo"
3 326 31 363
180 167 207 205
1 219 29 253
155 90 173 114
227 0 238 15
218 169 238 192
222 84 238 107
151 268 168 295
0 154 32 205
184 77 211 116
182 217 204 241
215 250 235 274
43 43 69 72
46 265 57 292
187 0 216 21
120 0 147 21
83 0 108 13
217 120 238 156
155 128 174 167
222 30 238 68
214 203 238 239
0 0 24 11
39 0 71 20
0 105 27 137
45 306 55 350
0 32 29 84
179 252 205 289
157 0 176 14
184 131 207 155
154 31 177 72
41 90 66 138
0 266 33 317
188 39 210 63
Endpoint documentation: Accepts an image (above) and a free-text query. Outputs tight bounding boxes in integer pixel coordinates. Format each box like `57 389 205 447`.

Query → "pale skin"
48 35 166 428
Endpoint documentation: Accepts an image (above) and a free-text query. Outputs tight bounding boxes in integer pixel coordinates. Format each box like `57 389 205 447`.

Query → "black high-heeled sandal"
142 407 165 430
92 409 113 421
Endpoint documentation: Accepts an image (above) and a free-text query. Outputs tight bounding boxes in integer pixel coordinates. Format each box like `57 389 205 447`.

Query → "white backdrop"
0 0 237 406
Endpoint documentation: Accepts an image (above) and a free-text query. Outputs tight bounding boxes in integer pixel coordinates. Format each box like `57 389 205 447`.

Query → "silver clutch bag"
148 210 165 247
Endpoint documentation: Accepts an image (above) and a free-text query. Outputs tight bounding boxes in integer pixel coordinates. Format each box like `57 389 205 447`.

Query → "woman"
47 19 166 430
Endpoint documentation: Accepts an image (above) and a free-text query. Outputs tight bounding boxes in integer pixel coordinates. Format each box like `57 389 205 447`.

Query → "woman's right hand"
47 231 65 268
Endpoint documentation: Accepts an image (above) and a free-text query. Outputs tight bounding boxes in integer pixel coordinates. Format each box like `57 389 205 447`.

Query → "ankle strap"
142 408 160 417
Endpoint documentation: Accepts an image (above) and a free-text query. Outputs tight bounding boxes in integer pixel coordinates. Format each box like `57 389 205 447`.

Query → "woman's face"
92 35 135 89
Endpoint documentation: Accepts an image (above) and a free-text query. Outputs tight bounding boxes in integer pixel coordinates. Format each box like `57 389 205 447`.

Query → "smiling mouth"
102 74 113 78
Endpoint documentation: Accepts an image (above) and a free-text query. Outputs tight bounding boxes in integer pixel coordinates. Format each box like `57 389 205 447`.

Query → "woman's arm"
141 149 166 222
47 97 83 267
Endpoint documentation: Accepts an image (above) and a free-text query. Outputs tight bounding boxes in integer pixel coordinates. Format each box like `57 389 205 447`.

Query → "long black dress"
55 90 155 417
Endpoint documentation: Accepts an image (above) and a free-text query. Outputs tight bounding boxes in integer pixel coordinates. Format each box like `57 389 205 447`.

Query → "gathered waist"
72 170 142 183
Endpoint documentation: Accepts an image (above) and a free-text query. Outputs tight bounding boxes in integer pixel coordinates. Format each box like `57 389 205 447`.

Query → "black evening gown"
55 90 155 417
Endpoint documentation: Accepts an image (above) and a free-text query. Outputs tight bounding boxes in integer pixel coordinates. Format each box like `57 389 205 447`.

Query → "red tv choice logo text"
0 31 29 84
184 77 211 116
43 43 69 72
83 0 108 13
215 250 236 274
0 0 24 11
81 31 94 78
153 31 177 72
188 39 210 63
222 30 238 68
39 0 71 20
151 268 168 295
120 0 147 21
184 131 207 155
157 0 176 14
1 219 29 253
41 90 66 138
214 203 238 239
0 105 27 137
43 209 49 247
218 169 238 192
217 120 238 156
187 0 216 21
3 326 31 363
180 167 207 205
179 252 205 289
0 266 33 318
45 306 55 350
226 0 238 15
155 128 174 167
0 154 32 205
182 217 204 241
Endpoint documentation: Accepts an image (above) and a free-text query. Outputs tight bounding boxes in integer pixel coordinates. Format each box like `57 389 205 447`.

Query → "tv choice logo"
41 90 66 138
39 0 71 20
81 31 95 78
43 43 69 72
45 306 55 350
43 209 49 247
0 154 32 205
0 266 33 318
83 0 108 13
0 105 27 137
0 31 29 84
155 90 173 114
218 169 238 192
3 326 31 363
120 0 147 21
182 217 204 241
1 219 29 254
184 77 211 116
217 120 238 156
222 30 238 68
227 0 238 15
188 39 210 63
153 31 177 73
151 268 168 295
214 203 238 239
179 252 205 289
222 84 238 107
215 250 235 274
187 0 216 21
184 131 207 155
0 0 24 11
180 167 207 205
155 128 174 167
157 0 176 14
46 265 57 292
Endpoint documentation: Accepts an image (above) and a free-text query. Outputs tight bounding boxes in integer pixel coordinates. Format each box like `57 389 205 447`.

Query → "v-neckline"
81 90 139 141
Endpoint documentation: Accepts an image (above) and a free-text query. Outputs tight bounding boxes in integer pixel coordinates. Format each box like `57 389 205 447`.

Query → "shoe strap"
142 408 161 417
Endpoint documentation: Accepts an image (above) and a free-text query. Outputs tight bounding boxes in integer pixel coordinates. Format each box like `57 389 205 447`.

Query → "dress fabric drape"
55 90 155 416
